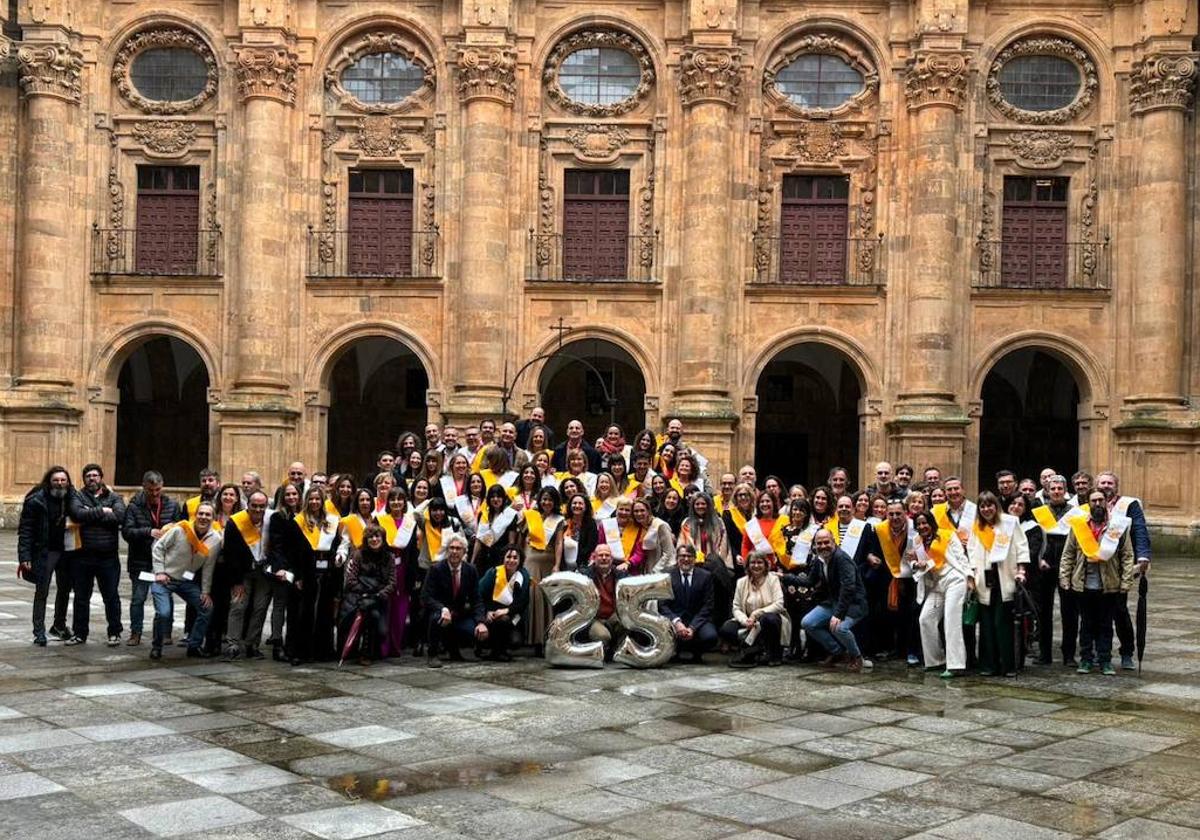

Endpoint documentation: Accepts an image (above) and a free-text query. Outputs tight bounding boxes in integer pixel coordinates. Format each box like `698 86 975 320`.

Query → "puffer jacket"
17 488 70 566
68 486 126 557
122 491 181 576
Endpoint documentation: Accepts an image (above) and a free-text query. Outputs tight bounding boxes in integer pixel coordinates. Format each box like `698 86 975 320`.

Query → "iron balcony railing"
526 231 660 283
974 238 1111 290
750 234 884 286
91 226 223 276
305 227 441 279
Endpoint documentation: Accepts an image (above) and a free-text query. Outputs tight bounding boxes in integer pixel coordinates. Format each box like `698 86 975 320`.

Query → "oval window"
775 53 864 110
558 47 642 106
130 47 209 102
998 55 1081 112
341 52 426 104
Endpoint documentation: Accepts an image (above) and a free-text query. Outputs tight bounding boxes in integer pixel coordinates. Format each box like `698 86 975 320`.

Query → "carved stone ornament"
764 33 879 117
1008 130 1074 167
678 45 742 108
132 119 198 154
455 44 517 105
987 37 1097 124
112 28 218 115
1130 53 1197 114
905 51 970 111
543 29 655 117
16 41 84 103
349 115 411 156
565 124 630 161
325 30 435 115
233 44 298 104
792 120 846 162
0 35 13 64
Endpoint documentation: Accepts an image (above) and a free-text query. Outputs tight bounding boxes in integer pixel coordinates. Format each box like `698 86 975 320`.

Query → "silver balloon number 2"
541 571 676 669
541 572 604 668
614 573 677 668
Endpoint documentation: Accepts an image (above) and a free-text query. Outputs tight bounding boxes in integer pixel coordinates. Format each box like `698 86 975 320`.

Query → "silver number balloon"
541 571 604 668
614 573 676 668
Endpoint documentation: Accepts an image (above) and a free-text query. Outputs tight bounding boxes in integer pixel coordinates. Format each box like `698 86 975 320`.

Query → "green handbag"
962 591 979 626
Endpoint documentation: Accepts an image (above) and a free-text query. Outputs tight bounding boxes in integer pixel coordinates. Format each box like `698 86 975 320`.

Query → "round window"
774 53 865 110
130 47 209 102
341 52 426 104
558 47 642 106
998 54 1082 112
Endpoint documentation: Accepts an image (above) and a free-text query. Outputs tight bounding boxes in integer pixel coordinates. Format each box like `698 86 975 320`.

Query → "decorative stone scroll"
565 124 630 161
17 41 84 103
905 51 970 111
233 44 298 104
1008 130 1074 167
678 46 742 108
112 27 218 114
1130 52 1197 114
543 29 655 117
132 120 198 155
455 44 518 105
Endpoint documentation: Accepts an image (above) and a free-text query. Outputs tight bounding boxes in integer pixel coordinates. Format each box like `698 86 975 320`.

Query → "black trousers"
719 614 782 658
340 605 387 661
1079 590 1120 665
1033 570 1080 663
32 550 74 635
1114 591 1135 659
72 552 122 640
483 615 517 656
428 614 477 657
675 621 719 657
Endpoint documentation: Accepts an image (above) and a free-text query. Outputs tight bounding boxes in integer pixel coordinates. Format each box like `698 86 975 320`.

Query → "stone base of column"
669 414 737 480
1111 418 1200 536
0 395 83 503
885 415 971 480
441 388 509 426
214 399 300 486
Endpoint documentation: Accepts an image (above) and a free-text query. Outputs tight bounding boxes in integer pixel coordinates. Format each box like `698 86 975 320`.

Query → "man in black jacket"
551 419 602 472
68 463 126 646
121 471 180 647
800 529 870 672
421 533 487 667
661 544 717 662
1032 475 1079 666
18 466 75 646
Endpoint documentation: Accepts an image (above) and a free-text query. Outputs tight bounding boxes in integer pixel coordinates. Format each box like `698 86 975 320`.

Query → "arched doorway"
539 338 646 437
115 336 211 486
327 337 429 476
979 347 1080 488
754 343 862 490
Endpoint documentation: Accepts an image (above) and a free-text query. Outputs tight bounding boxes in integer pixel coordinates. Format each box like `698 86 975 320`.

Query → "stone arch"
92 320 220 393
535 337 649 437
743 325 880 400
306 321 442 398
313 12 442 83
968 330 1105 405
532 15 666 84
103 11 225 69
526 325 660 398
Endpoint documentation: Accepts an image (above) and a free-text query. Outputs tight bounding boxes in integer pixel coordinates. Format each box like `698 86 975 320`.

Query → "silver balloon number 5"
541 571 604 668
614 573 677 668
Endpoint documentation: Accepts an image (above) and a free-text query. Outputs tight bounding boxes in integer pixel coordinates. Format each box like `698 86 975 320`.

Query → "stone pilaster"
451 43 516 416
13 40 84 390
1126 52 1196 409
229 42 296 394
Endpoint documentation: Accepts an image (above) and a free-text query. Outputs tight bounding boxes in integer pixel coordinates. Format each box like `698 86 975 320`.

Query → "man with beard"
18 466 76 646
1030 474 1078 666
68 464 126 646
181 468 221 521
800 529 869 672
1095 471 1150 670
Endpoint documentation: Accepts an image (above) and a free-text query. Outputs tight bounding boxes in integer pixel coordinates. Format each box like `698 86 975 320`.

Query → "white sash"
1037 506 1072 536
578 472 598 496
495 570 523 606
541 474 559 489
440 476 459 504
1089 513 1132 562
1021 520 1038 535
316 514 339 552
454 496 476 527
478 507 517 547
600 519 625 561
1113 496 1141 517
641 520 661 552
840 519 867 559
393 512 416 549
910 535 933 585
744 517 772 555
986 514 1018 565
950 501 977 541
563 535 579 570
594 499 616 520
498 470 519 489
790 523 818 565
251 510 273 564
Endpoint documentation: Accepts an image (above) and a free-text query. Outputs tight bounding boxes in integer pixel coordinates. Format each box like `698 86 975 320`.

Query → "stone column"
899 50 969 412
451 44 516 417
1127 52 1196 408
673 45 741 418
14 41 83 389
230 43 297 393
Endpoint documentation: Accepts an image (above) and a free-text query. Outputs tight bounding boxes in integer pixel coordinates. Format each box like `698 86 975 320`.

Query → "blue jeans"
151 580 210 651
129 578 152 635
802 605 861 658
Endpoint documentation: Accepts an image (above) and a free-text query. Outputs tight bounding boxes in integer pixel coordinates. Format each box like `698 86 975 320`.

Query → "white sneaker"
107 634 121 647
862 658 874 670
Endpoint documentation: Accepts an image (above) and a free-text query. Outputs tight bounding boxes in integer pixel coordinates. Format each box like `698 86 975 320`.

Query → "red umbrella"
338 611 365 668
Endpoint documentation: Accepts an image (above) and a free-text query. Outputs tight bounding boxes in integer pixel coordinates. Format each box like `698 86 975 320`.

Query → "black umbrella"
1136 573 1149 676
1012 579 1039 678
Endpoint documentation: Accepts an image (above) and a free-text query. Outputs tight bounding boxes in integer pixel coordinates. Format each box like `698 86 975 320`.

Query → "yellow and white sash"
593 498 617 520
66 517 83 550
789 523 820 567
933 501 976 543
874 520 912 577
477 506 517 547
1113 496 1142 517
524 510 560 551
976 514 1018 566
745 516 788 560
440 475 461 505
1068 512 1130 563
1032 504 1071 536
600 518 626 561
833 518 868 559
340 514 369 549
297 512 339 551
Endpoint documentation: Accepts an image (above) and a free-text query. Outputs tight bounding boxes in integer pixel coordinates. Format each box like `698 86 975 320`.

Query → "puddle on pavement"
664 710 737 732
327 760 546 800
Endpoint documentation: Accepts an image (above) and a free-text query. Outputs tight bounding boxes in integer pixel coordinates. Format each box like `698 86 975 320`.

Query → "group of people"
16 411 1149 676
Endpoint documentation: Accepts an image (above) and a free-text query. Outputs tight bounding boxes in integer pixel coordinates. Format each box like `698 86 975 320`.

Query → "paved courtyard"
0 540 1199 840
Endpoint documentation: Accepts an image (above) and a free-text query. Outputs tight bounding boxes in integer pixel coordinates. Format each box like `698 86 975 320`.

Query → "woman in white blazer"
965 491 1030 676
910 511 972 677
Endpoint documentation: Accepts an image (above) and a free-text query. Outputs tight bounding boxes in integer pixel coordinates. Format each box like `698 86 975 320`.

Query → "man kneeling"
661 544 718 663
150 502 220 660
421 533 488 667
800 529 869 672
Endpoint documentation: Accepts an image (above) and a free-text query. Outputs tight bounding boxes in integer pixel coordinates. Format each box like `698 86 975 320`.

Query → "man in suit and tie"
661 544 718 663
421 533 488 667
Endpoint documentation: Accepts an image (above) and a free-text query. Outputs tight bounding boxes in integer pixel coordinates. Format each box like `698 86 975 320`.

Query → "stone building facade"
0 0 1198 536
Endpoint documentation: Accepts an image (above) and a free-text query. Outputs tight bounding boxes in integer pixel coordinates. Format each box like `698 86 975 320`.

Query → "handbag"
962 590 979 626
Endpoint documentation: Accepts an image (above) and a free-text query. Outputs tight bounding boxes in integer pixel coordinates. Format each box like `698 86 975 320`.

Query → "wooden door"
135 166 200 274
563 169 629 280
348 169 414 276
1002 176 1068 288
779 175 848 284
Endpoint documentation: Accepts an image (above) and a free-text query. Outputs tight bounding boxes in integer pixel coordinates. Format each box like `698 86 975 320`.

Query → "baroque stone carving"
535 134 554 267
565 124 630 161
349 116 411 156
764 33 879 117
113 28 218 114
753 125 778 275
792 121 845 162
987 37 1097 124
905 51 970 111
698 0 734 29
132 120 198 154
0 35 13 64
106 133 125 262
1080 177 1099 278
543 29 655 117
455 44 517 105
637 133 657 269
977 185 996 271
205 182 221 263
1008 130 1074 166
1130 53 1197 114
16 42 83 102
325 31 435 114
678 46 742 108
233 44 298 104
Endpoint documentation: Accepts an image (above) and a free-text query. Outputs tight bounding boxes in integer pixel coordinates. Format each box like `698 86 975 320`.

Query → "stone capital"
16 41 83 103
678 45 742 109
233 43 298 104
0 35 12 64
454 44 517 105
904 50 970 112
1130 52 1197 114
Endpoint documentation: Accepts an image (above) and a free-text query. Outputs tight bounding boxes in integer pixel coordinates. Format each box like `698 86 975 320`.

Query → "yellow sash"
177 519 210 557
622 524 642 560
296 512 332 550
470 447 486 473
875 520 905 576
375 513 398 546
339 514 368 549
729 507 749 538
480 468 501 490
973 521 996 552
669 476 685 496
714 495 726 515
927 530 951 573
325 499 340 518
491 564 509 601
424 518 443 559
525 509 548 551
230 510 260 547
185 495 202 520
1068 514 1104 562
932 502 952 533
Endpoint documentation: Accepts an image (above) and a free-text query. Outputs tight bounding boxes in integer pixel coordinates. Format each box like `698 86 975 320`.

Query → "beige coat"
731 573 791 642
966 513 1030 605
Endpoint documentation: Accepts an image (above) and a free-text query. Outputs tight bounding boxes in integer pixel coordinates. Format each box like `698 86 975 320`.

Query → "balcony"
306 227 441 280
526 232 660 283
750 234 883 287
91 227 223 277
974 239 1110 291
